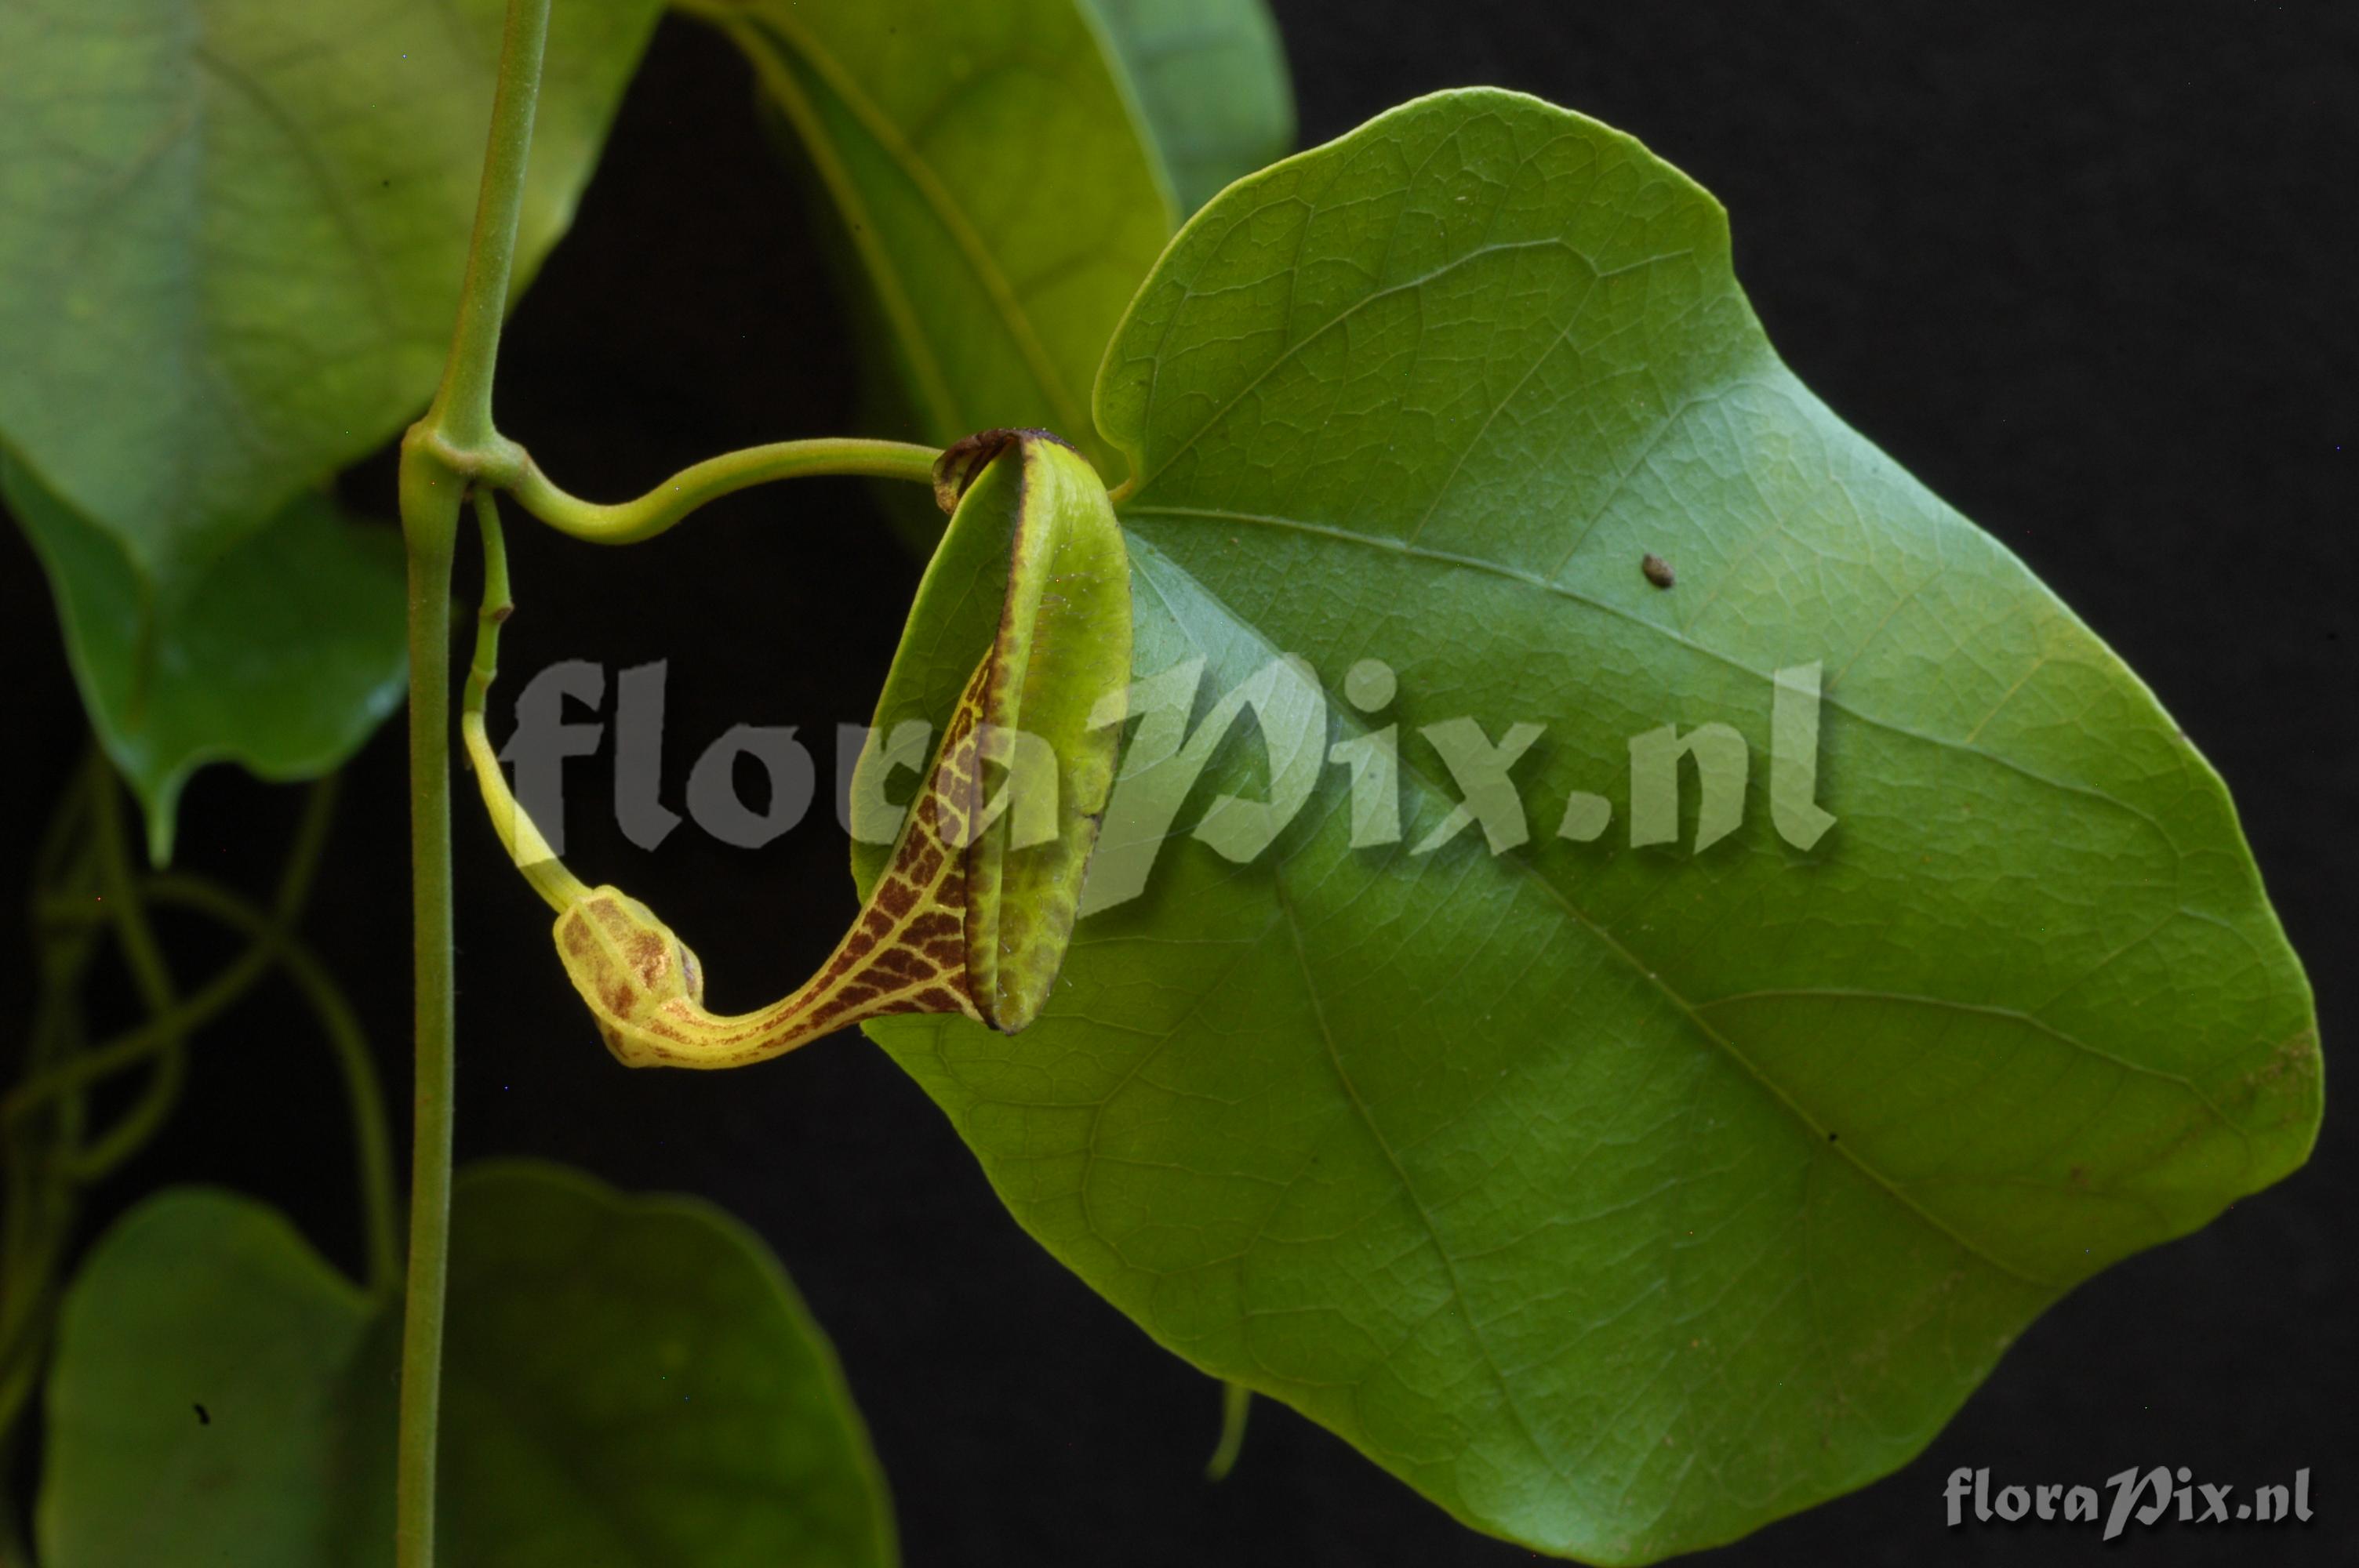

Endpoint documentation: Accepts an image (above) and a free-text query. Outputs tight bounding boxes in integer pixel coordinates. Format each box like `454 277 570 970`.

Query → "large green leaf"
436 1162 895 1564
1083 0 1293 216
0 0 661 855
35 1187 393 1566
855 89 2321 1562
2 453 405 864
696 0 1176 478
39 1165 894 1567
0 0 663 578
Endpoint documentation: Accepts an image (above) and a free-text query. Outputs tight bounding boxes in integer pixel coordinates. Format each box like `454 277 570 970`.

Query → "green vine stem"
1205 1381 1253 1482
500 435 938 543
142 873 401 1295
393 0 552 1558
1 774 339 1142
396 2 949 1555
5 865 395 1290
78 750 185 1175
389 454 459 1568
0 785 99 1554
2 951 274 1127
1 760 350 1561
461 491 589 913
0 768 342 1428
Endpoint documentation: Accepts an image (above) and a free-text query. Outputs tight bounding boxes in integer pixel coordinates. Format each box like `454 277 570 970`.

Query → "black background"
2 2 2353 1563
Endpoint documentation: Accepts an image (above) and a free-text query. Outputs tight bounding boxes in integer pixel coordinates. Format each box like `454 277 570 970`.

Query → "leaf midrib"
1125 500 2182 853
1122 531 2069 1290
1272 869 1565 1486
1103 187 2188 856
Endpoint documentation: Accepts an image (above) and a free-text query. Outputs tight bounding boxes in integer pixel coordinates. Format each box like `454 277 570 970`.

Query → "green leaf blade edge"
38 1166 896 1568
860 86 2321 1562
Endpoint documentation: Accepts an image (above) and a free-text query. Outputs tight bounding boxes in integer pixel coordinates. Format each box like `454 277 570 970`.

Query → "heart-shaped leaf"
38 1163 893 1567
853 89 2321 1562
1085 0 1294 216
2 454 405 864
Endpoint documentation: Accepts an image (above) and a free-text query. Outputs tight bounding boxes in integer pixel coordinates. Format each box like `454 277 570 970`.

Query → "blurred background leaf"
0 0 664 858
1085 0 1294 216
38 1162 896 1567
694 0 1290 484
0 0 663 575
2 456 405 864
698 0 1292 549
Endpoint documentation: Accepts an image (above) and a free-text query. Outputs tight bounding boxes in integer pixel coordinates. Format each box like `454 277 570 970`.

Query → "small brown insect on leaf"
1641 553 1676 590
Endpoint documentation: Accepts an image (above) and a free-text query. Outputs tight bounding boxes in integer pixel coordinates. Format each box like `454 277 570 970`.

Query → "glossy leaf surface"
39 1164 893 1567
856 89 2321 1562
